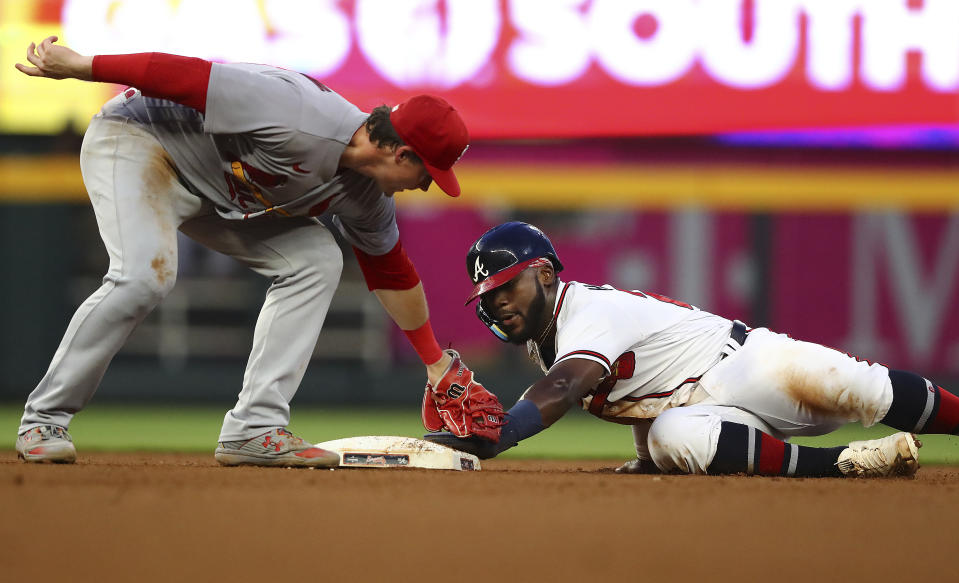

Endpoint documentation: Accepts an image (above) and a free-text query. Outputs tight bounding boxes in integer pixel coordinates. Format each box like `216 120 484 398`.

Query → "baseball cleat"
16 425 77 463
214 428 339 468
836 432 921 478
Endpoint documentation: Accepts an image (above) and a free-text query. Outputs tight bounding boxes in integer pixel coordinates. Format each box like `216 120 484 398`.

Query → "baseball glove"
422 349 505 442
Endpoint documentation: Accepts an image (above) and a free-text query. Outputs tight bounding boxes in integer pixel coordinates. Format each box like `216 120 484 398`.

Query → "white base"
314 436 481 471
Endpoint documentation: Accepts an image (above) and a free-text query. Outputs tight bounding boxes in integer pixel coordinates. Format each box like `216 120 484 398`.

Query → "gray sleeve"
331 186 400 256
203 63 301 139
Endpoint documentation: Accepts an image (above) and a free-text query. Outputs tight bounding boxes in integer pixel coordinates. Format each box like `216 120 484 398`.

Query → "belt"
720 320 749 360
730 320 748 346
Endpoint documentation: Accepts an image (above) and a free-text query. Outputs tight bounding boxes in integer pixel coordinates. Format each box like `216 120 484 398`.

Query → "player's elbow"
551 377 582 409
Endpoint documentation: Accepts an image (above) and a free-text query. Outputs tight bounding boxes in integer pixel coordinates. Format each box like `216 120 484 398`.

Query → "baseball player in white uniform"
427 222 959 478
14 36 499 467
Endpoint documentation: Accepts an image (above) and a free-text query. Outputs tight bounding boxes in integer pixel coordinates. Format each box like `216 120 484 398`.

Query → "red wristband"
403 320 443 365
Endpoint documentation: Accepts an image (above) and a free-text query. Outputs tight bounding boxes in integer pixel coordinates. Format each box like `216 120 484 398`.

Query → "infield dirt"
1 451 956 582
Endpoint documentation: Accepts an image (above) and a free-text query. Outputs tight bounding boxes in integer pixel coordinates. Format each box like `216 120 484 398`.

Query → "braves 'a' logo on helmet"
473 257 489 283
448 383 466 400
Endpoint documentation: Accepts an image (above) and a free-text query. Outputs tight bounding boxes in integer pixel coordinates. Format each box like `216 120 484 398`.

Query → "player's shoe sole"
16 425 77 463
836 432 921 478
214 428 339 468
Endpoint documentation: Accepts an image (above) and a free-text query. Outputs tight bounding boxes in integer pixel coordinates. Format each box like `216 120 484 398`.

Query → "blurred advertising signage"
11 0 959 137
401 209 959 376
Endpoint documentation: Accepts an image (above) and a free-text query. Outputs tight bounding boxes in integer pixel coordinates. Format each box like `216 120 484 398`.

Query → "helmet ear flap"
476 301 509 342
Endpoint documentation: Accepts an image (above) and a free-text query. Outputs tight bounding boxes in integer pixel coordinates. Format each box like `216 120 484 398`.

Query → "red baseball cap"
390 95 469 197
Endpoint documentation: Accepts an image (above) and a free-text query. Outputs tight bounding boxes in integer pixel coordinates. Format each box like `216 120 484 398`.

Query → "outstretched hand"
614 458 662 474
422 432 501 460
15 36 93 81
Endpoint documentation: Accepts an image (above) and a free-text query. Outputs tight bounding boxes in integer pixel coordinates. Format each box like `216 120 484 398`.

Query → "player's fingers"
36 36 57 62
614 459 646 474
25 41 38 63
14 63 42 77
38 35 58 53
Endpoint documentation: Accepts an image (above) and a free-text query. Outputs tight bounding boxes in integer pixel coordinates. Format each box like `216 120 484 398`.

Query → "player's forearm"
91 53 212 112
527 379 590 426
523 361 606 426
358 243 446 371
58 54 93 80
356 242 424 325
372 285 428 330
373 285 447 374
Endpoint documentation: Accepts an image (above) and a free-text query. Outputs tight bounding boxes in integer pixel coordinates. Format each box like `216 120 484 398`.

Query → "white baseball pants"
641 327 894 474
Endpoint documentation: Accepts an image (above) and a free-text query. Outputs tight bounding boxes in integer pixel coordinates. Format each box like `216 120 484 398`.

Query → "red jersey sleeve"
353 240 421 291
91 53 213 113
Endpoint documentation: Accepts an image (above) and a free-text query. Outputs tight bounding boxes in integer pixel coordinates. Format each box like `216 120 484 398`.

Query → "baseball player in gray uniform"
427 222 959 478
14 36 501 467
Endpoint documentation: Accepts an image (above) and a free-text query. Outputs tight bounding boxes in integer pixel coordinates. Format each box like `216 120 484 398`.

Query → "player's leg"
647 406 919 477
698 327 894 435
18 118 202 457
700 326 959 438
879 370 959 435
644 405 840 476
178 214 341 464
706 420 846 476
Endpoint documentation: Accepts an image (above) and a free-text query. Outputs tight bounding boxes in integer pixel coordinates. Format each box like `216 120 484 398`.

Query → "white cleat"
836 432 921 478
215 428 339 468
16 425 77 463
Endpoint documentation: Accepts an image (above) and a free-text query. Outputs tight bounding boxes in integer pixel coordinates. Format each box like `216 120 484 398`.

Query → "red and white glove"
421 350 505 442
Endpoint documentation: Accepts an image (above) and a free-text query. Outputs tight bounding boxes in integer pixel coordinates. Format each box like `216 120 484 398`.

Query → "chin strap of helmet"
476 302 509 342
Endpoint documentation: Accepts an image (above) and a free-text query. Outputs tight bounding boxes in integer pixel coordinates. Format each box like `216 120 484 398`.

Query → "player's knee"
317 244 343 280
647 408 718 475
113 269 177 314
647 411 691 472
292 245 342 289
282 232 343 285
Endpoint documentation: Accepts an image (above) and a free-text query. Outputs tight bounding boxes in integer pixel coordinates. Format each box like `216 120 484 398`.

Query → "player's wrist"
66 54 94 81
425 351 452 383
404 319 444 367
493 399 545 455
615 458 661 474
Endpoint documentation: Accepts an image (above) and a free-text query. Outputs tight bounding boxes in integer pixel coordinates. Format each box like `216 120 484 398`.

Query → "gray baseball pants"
20 116 342 441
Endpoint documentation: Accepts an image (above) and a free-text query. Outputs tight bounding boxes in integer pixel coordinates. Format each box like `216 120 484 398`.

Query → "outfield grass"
2 404 957 463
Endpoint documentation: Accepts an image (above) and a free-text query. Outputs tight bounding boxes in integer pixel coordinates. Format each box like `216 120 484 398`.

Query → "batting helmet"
465 222 563 340
463 222 561 341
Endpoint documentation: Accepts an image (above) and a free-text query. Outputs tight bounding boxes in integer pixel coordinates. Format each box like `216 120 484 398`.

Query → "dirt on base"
1 451 956 583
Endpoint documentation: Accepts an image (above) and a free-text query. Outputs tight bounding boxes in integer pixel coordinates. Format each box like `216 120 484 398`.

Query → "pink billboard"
398 209 959 378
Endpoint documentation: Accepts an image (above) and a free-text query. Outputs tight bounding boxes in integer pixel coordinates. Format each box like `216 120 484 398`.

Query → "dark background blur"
2 0 957 410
